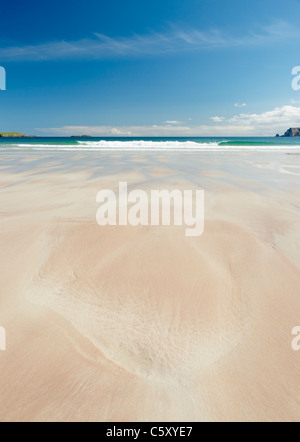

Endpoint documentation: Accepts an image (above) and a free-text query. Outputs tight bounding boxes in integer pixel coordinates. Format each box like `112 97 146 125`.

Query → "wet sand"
0 150 300 422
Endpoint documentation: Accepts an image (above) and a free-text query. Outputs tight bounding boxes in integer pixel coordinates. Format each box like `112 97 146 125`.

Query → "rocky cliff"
281 128 300 137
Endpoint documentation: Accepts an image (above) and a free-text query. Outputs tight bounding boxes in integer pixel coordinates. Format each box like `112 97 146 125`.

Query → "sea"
0 137 300 152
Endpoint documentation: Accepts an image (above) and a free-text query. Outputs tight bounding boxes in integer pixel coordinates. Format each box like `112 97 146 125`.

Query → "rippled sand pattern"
0 150 300 422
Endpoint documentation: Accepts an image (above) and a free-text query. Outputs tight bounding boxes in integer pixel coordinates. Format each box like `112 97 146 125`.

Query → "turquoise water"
0 137 300 151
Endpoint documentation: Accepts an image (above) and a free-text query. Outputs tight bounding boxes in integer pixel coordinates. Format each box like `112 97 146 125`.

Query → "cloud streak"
0 21 299 61
163 120 183 125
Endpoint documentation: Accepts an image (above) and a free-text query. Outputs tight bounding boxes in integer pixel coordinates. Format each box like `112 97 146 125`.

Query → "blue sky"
1 0 300 136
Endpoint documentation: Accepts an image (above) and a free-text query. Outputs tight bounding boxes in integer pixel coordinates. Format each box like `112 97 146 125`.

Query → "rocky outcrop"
281 128 300 137
0 133 35 138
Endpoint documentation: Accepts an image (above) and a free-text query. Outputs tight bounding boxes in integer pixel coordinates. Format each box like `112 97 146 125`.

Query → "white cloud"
37 123 253 137
234 103 247 108
210 105 300 136
0 21 299 61
38 105 300 137
163 120 182 125
38 125 192 137
210 116 225 123
110 127 132 136
229 105 300 125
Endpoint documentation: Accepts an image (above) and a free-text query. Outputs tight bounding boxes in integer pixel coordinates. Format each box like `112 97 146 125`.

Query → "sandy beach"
0 149 300 422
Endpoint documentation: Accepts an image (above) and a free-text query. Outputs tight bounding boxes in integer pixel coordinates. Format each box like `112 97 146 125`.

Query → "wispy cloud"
38 105 300 137
0 21 299 61
163 120 183 125
234 103 247 108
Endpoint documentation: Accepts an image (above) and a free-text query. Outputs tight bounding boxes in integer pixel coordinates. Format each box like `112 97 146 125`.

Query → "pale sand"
0 151 300 422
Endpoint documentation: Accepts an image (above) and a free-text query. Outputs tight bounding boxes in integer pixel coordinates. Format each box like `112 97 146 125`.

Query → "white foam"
0 139 300 152
77 140 212 149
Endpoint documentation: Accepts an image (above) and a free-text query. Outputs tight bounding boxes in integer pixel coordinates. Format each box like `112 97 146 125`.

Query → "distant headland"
276 128 300 137
0 132 36 138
